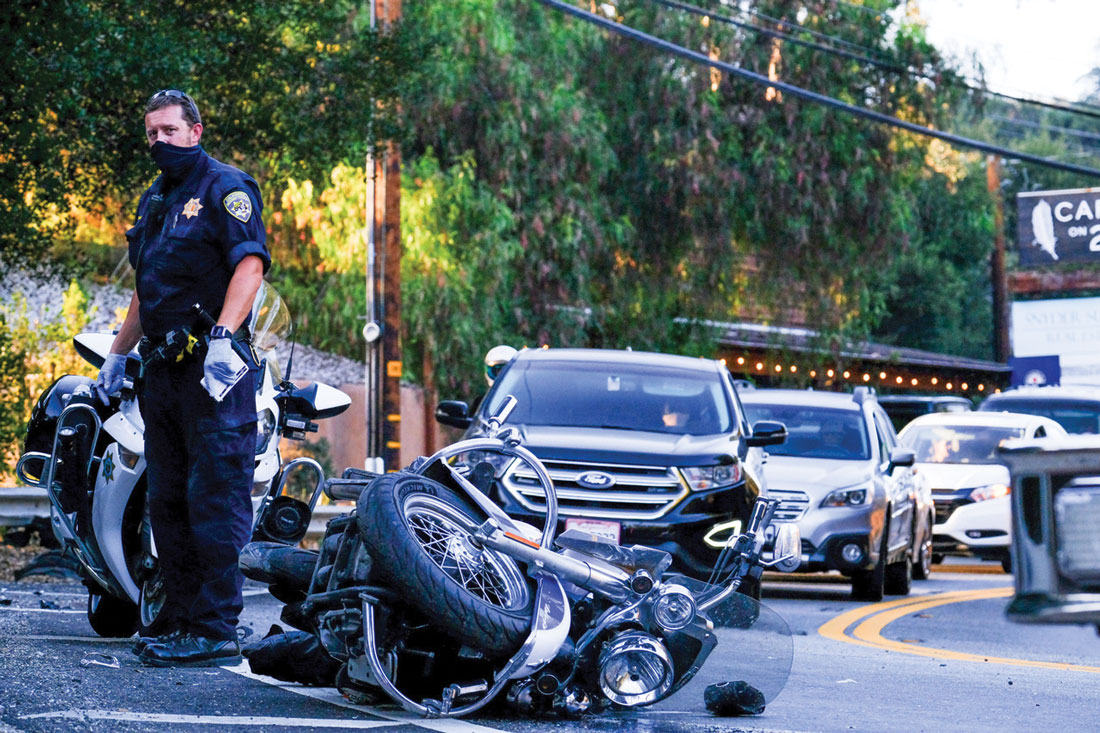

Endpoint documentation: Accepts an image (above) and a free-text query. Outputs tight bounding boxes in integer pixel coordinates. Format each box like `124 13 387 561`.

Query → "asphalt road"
2 560 1098 733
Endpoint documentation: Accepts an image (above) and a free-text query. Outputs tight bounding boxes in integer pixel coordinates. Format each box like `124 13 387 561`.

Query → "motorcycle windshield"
658 575 794 714
250 282 292 355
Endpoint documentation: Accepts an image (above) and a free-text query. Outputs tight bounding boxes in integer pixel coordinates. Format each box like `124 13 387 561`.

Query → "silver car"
740 388 929 601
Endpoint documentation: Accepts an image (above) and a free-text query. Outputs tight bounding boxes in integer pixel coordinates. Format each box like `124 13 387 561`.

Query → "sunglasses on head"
149 89 200 122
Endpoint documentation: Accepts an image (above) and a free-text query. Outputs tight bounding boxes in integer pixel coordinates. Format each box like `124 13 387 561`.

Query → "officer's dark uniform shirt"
126 147 270 342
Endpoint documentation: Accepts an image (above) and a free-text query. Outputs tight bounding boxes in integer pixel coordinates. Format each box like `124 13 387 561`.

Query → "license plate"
565 517 621 544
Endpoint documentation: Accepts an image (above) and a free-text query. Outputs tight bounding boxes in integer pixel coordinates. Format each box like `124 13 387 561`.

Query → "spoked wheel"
404 495 531 610
357 473 534 657
87 591 139 638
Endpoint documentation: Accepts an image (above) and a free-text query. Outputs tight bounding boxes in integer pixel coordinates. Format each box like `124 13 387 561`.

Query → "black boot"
131 629 185 656
139 633 242 667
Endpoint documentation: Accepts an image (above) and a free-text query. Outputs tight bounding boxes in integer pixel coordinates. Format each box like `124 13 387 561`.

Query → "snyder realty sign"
1017 187 1100 267
1012 297 1100 386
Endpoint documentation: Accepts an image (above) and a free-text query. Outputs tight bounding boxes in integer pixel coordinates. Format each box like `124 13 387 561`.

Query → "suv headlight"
452 450 514 477
970 483 1010 502
822 484 872 507
680 463 742 491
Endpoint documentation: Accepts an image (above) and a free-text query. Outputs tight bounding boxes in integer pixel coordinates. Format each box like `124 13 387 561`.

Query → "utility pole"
987 156 1010 363
365 0 403 472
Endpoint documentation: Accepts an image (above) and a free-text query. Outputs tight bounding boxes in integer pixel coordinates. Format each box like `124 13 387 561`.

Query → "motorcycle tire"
139 566 173 637
87 591 139 638
356 472 534 658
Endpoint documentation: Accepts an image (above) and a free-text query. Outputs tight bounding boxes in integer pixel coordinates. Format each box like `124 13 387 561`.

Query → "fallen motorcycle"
242 396 801 718
16 282 350 637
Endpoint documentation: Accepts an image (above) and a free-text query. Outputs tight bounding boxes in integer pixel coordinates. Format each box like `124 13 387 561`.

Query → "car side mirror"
746 420 787 447
435 400 473 429
888 447 916 472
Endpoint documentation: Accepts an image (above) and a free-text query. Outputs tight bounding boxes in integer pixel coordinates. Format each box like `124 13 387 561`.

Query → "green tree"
0 0 421 258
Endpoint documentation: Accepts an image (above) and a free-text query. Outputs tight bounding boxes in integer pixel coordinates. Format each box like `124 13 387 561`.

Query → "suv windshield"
980 398 1100 434
741 404 870 460
483 360 732 435
901 424 1025 464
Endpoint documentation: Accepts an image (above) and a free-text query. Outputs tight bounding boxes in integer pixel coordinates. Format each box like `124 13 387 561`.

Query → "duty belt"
139 324 251 369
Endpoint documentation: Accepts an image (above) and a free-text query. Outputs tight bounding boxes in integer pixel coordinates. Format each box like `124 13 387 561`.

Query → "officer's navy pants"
142 355 256 641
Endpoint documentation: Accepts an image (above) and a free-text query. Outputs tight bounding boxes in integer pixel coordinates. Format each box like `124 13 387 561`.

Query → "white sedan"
897 411 1067 572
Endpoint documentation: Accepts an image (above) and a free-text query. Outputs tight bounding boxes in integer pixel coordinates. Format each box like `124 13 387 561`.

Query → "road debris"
80 653 120 669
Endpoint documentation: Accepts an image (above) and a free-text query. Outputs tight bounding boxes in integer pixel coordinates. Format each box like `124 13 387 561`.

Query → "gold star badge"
183 197 203 219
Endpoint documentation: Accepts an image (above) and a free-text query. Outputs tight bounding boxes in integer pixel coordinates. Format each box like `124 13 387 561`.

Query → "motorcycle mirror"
771 524 802 573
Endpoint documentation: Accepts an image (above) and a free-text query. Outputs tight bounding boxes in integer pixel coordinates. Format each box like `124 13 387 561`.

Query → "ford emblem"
576 471 615 489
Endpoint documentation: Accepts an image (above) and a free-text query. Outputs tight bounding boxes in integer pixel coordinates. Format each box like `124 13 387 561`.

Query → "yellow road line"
818 586 1100 674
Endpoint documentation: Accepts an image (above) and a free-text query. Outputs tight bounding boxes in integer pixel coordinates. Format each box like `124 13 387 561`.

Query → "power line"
988 115 1100 146
535 0 1100 178
647 0 1100 121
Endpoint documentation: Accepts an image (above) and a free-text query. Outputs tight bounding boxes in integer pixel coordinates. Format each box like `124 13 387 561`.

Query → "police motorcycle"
15 282 351 638
241 396 802 719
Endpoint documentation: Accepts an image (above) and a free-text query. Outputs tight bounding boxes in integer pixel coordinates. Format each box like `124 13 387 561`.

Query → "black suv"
435 348 786 583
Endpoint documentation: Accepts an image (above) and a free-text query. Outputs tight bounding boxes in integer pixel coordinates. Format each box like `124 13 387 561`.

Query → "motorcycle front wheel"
87 591 139 638
356 473 534 658
139 565 172 635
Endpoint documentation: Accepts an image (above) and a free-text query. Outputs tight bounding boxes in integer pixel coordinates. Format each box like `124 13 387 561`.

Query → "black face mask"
149 141 203 181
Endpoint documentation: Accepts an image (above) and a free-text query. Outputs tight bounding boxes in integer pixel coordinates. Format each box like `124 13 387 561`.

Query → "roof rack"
852 386 875 404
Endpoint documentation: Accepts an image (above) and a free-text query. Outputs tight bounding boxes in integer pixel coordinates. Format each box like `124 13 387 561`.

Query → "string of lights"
536 0 1100 178
719 354 999 394
646 0 1100 121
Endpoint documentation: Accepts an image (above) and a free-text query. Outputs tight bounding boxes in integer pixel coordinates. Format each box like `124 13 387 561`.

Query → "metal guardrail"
2 485 348 542
0 486 50 528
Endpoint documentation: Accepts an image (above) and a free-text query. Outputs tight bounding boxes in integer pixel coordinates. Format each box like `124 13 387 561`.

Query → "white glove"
94 353 128 405
203 337 240 384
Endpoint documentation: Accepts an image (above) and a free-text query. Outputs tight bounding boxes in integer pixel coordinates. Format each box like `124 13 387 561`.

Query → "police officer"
94 89 270 666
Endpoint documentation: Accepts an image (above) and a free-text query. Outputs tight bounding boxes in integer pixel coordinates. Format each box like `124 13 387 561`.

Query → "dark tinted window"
882 403 929 433
979 398 1100 434
484 360 733 435
742 403 870 460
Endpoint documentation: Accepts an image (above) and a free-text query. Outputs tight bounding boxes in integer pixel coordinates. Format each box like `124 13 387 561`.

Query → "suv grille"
768 489 811 521
501 458 687 520
934 497 973 525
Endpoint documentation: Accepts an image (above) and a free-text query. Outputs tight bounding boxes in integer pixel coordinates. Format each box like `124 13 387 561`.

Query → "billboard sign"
1017 187 1100 266
1011 297 1100 386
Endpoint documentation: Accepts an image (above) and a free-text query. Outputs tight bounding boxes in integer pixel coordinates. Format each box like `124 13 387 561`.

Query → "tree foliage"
395 0 1001 394
0 0 421 259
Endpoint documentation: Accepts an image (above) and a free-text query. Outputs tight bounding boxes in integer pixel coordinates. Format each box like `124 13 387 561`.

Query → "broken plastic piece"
80 653 120 669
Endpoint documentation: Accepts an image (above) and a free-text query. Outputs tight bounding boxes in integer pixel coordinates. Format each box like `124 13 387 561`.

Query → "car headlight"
821 484 872 507
256 409 277 455
680 463 742 491
452 449 514 477
970 483 1010 502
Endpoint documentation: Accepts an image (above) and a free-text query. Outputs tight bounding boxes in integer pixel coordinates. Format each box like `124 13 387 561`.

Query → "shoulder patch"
223 191 252 223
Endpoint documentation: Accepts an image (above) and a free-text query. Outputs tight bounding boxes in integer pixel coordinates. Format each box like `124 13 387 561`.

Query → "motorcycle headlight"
970 483 1010 502
822 484 872 507
652 584 697 631
680 463 742 491
256 409 277 455
452 449 514 477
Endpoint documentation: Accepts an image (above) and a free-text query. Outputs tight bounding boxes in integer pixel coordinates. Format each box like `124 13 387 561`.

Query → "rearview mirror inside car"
435 400 473 429
746 420 787 447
